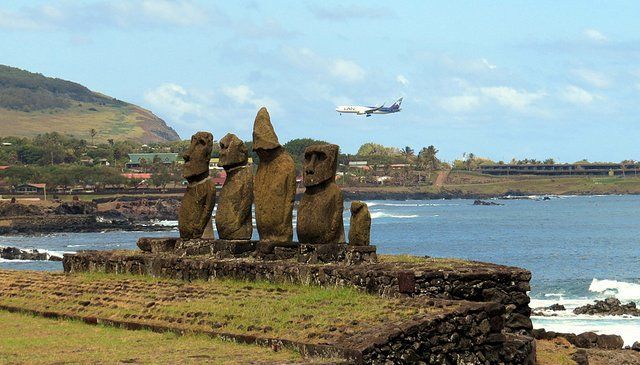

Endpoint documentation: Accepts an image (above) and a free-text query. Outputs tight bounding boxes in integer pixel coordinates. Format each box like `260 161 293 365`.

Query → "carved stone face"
219 133 248 168
183 131 213 180
303 144 339 187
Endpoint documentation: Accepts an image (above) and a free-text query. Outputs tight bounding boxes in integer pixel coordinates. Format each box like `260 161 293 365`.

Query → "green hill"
0 65 180 143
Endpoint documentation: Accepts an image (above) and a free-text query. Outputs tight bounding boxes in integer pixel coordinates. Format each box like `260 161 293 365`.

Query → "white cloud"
572 68 610 88
0 1 211 31
481 58 497 70
222 84 280 112
560 85 598 105
309 5 393 21
396 74 409 86
284 47 367 83
439 95 480 113
330 59 366 82
584 28 607 42
144 83 206 126
140 0 208 26
479 86 545 111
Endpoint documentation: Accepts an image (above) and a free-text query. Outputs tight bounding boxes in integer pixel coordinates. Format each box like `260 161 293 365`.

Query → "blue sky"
1 1 639 162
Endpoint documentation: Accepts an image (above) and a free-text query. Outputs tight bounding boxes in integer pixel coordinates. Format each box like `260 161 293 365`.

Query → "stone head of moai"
219 133 248 169
183 131 213 181
303 144 339 187
252 107 280 156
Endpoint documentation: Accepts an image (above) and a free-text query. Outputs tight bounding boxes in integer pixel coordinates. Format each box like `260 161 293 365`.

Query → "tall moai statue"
348 201 371 246
252 107 296 243
178 132 216 240
297 144 345 244
216 133 253 240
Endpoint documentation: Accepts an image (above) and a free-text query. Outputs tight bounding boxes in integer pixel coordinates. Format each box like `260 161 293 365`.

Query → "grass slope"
0 311 304 364
0 65 179 143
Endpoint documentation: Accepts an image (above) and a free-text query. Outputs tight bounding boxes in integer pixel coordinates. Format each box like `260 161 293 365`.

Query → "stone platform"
136 237 378 265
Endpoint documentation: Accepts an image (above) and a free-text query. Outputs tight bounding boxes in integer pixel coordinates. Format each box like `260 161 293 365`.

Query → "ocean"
1 195 639 345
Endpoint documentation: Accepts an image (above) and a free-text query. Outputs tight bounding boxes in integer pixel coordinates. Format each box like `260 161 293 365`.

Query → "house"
15 183 46 194
121 173 152 180
126 153 179 169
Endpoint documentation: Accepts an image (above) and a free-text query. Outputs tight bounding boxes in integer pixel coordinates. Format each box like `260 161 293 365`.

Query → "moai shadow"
216 133 253 241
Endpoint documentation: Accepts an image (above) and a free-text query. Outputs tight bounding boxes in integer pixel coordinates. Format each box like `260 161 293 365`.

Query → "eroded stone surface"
216 133 253 240
297 144 344 244
348 201 371 246
178 132 216 240
253 108 296 244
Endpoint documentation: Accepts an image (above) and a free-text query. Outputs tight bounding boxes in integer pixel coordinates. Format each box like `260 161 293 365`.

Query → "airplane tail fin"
391 97 403 109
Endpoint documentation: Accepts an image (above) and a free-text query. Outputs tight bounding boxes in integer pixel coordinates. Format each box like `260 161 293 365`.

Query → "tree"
464 152 476 170
151 167 171 190
417 145 440 175
543 158 555 165
401 146 415 163
89 129 97 146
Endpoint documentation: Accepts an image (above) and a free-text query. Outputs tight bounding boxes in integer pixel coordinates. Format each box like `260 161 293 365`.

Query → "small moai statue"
215 133 253 240
296 144 345 244
348 201 371 246
252 107 296 243
178 131 216 240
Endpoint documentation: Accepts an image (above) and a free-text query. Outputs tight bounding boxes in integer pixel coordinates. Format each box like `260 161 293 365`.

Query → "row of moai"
177 107 371 247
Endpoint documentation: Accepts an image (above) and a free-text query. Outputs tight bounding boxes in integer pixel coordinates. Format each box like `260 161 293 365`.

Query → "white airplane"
336 98 403 117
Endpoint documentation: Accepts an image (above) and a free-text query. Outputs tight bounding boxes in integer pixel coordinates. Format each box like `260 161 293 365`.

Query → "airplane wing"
364 104 385 114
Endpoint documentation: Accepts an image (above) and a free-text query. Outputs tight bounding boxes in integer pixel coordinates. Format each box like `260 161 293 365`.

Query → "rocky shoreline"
0 246 62 261
0 199 177 235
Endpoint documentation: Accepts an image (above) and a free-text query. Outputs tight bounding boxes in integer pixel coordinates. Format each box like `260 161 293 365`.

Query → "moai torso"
348 201 371 246
252 107 296 243
216 133 254 240
254 148 296 242
178 178 216 240
296 144 345 244
178 132 216 240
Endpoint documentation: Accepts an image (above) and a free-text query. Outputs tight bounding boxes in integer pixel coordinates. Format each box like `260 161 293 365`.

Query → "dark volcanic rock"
473 199 503 206
1 246 60 261
54 201 97 215
0 202 44 217
632 341 640 351
573 297 640 316
571 349 589 365
547 303 566 311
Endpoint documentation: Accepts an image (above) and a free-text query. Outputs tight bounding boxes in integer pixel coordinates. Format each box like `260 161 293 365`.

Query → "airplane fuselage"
336 98 403 116
335 106 401 115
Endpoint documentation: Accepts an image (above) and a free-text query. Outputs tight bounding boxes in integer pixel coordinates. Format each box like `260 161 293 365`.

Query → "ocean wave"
151 220 178 227
370 212 419 219
364 201 457 207
589 279 640 302
532 316 640 346
0 258 37 263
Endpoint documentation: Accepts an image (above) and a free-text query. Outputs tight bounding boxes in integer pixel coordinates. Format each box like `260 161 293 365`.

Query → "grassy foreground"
0 310 304 365
0 270 447 347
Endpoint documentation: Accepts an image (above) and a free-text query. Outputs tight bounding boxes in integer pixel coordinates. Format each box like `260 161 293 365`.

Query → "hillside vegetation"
0 65 179 143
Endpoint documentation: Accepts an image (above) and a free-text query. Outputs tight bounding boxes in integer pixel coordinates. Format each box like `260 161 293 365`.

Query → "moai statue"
178 132 216 240
348 201 371 246
215 133 253 240
252 107 296 243
297 144 345 244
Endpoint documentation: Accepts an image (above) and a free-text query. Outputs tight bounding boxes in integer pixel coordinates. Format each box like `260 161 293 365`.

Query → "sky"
1 1 639 162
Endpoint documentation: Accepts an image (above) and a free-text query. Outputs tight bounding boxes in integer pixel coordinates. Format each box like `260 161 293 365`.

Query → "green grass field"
0 310 305 364
0 103 177 143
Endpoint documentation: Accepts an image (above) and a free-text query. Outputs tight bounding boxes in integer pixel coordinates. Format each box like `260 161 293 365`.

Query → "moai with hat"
252 107 296 244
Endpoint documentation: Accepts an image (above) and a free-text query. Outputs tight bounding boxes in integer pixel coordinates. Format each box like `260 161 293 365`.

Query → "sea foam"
370 212 419 219
589 279 640 302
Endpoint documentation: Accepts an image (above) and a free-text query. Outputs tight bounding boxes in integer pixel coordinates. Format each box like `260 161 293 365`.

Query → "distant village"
0 133 638 198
